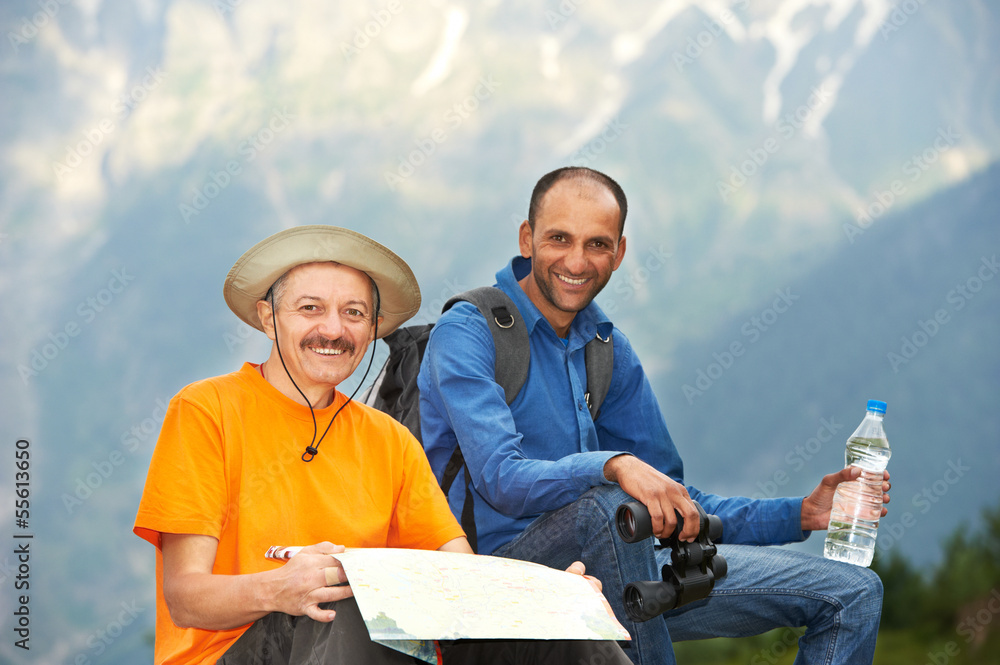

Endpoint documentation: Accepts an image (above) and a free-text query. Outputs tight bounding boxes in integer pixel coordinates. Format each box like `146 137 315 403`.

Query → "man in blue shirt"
418 166 890 665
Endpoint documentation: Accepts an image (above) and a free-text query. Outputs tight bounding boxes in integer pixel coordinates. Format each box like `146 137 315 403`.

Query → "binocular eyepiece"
615 500 727 623
616 500 724 545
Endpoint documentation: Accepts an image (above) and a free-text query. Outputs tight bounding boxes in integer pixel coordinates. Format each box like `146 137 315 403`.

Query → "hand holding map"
267 547 629 663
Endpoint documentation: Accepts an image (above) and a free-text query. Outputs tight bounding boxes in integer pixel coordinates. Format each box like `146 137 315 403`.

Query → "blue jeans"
493 486 883 665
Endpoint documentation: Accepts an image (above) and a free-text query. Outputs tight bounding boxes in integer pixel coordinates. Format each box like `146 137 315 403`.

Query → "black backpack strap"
460 465 478 554
443 287 530 405
438 441 468 547
366 324 435 440
584 328 614 420
440 287 529 553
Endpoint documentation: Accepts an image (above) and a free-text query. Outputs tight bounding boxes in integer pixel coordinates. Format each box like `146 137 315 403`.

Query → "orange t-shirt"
134 362 465 665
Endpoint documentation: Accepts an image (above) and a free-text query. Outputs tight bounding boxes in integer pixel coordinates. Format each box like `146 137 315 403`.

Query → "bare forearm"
165 569 274 630
162 535 348 631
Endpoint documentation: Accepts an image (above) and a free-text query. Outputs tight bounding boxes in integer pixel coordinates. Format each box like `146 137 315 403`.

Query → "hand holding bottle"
801 466 891 532
823 400 892 567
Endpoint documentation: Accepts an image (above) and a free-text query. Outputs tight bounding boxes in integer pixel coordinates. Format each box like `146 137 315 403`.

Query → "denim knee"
849 565 884 615
576 485 635 519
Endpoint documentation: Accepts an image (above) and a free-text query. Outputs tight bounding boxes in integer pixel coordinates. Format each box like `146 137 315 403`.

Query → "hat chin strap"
267 287 380 463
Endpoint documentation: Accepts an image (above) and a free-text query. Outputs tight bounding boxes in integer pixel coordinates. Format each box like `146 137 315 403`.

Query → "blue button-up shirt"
418 257 806 555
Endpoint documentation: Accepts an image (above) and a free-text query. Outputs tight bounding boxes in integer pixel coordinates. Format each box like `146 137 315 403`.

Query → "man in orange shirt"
134 225 630 665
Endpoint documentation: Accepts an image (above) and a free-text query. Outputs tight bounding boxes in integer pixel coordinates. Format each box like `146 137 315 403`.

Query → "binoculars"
615 500 728 622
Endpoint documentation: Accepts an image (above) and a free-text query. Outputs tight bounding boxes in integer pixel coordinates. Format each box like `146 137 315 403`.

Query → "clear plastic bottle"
823 400 891 567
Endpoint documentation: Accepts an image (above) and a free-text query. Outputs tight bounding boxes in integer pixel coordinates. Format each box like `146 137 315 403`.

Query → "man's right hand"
603 455 701 541
264 542 353 622
162 534 353 631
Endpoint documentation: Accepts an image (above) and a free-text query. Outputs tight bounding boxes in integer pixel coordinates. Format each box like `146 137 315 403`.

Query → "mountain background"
1 0 998 662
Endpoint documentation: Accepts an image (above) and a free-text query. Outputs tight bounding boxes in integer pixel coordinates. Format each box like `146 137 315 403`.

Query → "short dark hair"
527 167 628 236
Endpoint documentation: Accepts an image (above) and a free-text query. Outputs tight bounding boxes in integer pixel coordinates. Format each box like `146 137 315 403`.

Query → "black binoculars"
615 500 728 622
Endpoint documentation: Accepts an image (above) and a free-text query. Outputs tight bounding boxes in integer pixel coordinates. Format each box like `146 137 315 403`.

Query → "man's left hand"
566 560 602 594
800 468 891 532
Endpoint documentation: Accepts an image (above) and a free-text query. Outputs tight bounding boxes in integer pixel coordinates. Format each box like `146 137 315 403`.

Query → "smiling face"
256 262 381 407
518 178 626 337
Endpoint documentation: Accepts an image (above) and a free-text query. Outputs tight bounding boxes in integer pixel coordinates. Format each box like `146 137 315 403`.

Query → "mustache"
300 335 356 354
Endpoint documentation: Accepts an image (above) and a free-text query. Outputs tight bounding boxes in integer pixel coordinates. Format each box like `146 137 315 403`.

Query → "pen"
264 545 303 560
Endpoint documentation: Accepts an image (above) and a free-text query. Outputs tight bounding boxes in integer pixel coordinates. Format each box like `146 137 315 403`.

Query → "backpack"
363 286 614 552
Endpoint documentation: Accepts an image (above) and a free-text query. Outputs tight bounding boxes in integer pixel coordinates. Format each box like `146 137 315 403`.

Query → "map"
334 548 630 663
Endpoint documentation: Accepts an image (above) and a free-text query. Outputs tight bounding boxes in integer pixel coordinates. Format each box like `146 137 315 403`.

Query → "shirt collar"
496 256 614 348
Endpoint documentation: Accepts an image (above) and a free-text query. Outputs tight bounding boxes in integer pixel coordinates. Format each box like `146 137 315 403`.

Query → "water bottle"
823 400 891 567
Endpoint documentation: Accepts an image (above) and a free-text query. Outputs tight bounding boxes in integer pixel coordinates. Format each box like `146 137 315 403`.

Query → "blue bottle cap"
866 399 887 414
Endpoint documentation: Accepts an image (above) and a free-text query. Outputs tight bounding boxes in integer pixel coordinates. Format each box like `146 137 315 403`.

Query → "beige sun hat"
223 225 421 338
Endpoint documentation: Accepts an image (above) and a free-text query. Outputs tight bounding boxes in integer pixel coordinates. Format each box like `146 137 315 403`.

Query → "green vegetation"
674 501 1000 664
